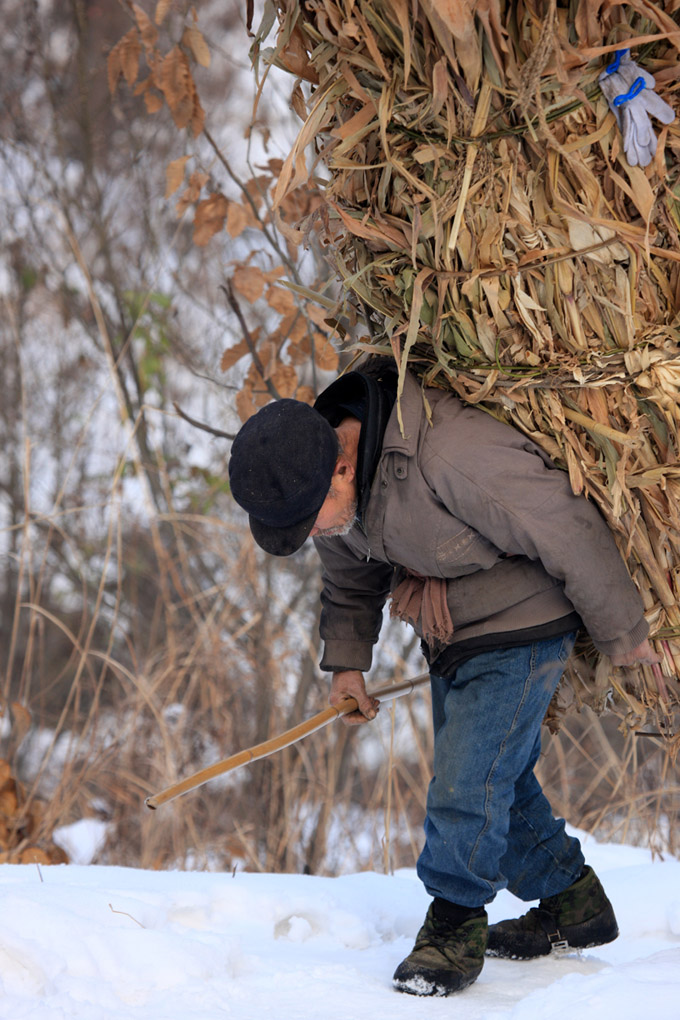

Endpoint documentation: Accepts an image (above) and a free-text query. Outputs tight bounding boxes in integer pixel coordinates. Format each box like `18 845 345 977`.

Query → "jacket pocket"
435 527 502 576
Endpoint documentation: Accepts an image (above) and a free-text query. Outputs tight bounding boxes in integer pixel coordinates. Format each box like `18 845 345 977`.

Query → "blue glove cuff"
613 76 646 107
604 48 630 75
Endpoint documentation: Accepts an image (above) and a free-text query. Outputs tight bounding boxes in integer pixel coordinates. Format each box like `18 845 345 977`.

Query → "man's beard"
313 498 358 538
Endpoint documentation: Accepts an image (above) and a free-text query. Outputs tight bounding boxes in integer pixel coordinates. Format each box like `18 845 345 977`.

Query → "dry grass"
538 709 680 857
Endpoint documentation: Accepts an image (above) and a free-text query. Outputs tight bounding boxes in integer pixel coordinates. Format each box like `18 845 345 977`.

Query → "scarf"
389 570 455 647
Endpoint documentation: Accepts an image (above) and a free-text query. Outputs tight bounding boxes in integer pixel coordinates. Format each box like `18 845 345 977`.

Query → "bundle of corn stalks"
251 0 680 748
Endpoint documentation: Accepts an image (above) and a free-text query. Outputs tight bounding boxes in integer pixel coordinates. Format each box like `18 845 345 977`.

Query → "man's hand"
610 638 662 667
330 670 380 726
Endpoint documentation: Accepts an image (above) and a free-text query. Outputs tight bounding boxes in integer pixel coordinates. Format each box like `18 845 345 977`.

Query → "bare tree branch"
172 402 236 440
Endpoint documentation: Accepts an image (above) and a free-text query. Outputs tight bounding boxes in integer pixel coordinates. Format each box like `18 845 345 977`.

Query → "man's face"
310 481 358 539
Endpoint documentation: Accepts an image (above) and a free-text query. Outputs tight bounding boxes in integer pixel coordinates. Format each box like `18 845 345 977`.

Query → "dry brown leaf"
8 703 31 747
155 0 172 26
277 25 318 83
287 339 311 365
330 101 378 142
165 156 190 199
0 787 17 815
144 91 164 114
193 193 228 245
269 363 298 397
158 46 195 130
235 385 257 423
107 41 123 96
296 385 316 405
314 336 339 371
132 3 158 52
306 303 333 330
232 266 267 303
19 847 52 865
175 170 208 216
265 286 296 315
225 202 251 238
221 337 254 373
119 29 141 87
182 26 211 68
431 56 450 117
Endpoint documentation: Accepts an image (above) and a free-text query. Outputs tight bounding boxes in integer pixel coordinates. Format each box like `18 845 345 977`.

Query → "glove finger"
642 91 676 125
621 112 638 165
630 107 655 149
621 108 646 166
623 140 640 166
630 117 656 167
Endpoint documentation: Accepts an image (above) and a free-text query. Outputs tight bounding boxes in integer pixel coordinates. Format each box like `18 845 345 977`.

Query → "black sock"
432 897 486 926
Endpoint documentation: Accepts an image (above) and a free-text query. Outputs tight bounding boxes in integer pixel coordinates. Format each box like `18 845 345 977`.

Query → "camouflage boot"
393 900 488 996
486 866 619 959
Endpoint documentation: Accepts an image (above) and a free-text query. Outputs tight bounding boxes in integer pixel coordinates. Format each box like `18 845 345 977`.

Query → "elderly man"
228 358 657 996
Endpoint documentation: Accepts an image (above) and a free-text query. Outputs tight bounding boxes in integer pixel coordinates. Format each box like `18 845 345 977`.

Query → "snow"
1 829 678 1019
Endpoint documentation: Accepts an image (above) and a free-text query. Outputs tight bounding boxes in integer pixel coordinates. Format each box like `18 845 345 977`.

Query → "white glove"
598 49 675 167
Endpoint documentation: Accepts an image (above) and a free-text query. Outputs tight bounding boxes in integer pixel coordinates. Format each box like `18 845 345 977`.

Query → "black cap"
228 399 339 556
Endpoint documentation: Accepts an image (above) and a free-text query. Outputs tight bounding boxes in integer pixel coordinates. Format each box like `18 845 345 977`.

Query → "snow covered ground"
1 828 678 1019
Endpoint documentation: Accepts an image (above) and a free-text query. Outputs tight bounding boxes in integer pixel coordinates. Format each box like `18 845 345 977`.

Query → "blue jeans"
417 634 584 908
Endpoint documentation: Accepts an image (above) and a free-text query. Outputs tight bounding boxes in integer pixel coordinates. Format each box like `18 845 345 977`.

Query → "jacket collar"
314 369 397 518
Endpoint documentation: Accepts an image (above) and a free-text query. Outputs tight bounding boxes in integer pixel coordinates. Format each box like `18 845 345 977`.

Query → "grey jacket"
315 371 648 672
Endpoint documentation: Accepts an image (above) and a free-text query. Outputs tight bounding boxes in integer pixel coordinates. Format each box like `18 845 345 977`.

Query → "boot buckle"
547 929 568 952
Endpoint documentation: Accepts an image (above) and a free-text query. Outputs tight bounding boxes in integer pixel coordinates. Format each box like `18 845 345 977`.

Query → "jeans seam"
510 805 577 878
467 643 538 883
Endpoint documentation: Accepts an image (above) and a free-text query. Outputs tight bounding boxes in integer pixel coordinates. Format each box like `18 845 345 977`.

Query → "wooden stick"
145 672 430 810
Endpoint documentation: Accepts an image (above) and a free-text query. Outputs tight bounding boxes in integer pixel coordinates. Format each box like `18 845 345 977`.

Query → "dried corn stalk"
252 0 680 748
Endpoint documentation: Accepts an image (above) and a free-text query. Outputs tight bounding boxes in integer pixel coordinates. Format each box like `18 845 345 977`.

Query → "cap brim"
249 510 318 557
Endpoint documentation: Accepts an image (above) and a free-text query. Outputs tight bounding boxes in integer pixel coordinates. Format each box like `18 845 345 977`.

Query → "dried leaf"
107 41 123 96
296 385 315 405
277 25 318 84
235 385 258 423
165 156 190 198
220 338 251 372
144 91 164 114
313 336 339 371
19 847 52 866
158 46 195 130
226 202 251 238
175 170 208 216
193 193 228 245
155 0 173 26
266 286 296 315
232 266 267 303
431 57 449 117
182 26 211 68
132 3 158 51
0 787 17 815
119 29 141 87
269 363 298 398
